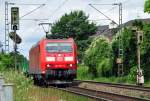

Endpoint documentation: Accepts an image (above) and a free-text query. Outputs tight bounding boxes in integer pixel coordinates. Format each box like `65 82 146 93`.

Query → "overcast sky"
0 0 149 58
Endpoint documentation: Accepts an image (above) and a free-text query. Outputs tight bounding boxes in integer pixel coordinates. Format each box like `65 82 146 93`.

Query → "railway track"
45 80 150 101
51 86 150 101
75 80 150 92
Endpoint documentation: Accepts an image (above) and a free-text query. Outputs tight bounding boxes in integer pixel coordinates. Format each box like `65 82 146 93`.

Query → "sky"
0 0 149 58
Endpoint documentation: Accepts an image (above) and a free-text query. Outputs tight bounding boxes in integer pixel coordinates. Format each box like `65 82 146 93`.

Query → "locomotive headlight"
47 64 51 67
46 57 55 61
42 70 46 74
69 64 73 67
65 57 73 61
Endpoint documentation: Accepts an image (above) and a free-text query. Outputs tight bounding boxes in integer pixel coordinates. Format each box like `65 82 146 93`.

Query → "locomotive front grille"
46 68 76 79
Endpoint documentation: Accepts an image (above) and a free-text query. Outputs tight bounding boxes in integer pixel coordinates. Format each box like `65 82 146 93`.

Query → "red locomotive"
29 38 77 84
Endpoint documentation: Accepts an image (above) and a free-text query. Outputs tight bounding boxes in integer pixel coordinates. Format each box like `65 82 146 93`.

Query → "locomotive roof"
30 38 74 49
45 38 74 42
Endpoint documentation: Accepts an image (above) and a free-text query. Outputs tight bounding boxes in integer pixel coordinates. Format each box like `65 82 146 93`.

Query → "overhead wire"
20 19 49 21
6 2 46 23
19 25 41 37
91 4 115 5
89 4 118 25
103 6 118 13
6 3 47 29
88 1 123 25
86 0 128 6
11 3 45 5
89 19 109 21
122 0 129 4
89 0 131 25
20 4 45 19
6 2 47 34
48 0 69 19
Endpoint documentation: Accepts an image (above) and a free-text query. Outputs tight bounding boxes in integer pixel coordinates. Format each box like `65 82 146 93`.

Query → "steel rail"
75 80 150 92
67 87 150 101
49 86 112 101
50 86 149 101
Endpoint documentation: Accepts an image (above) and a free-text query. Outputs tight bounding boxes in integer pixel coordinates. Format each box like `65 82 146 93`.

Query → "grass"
144 81 150 87
77 64 150 86
77 64 92 80
2 70 33 101
1 69 94 101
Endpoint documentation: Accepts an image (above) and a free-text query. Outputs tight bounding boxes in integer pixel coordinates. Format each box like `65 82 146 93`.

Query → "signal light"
137 31 143 44
11 7 19 30
9 32 22 44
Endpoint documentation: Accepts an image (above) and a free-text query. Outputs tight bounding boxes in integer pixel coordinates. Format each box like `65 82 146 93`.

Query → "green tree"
84 36 113 77
50 11 97 61
9 52 29 72
50 11 96 40
0 52 28 72
112 27 137 76
144 0 150 13
132 20 143 30
141 24 150 81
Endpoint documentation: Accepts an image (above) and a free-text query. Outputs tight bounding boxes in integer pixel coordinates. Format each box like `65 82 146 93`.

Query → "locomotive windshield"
46 42 72 52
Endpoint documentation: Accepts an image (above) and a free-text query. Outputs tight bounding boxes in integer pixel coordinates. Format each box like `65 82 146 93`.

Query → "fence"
0 75 13 101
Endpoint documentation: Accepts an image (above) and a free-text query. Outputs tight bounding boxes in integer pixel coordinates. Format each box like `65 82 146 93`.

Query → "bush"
77 64 93 80
0 54 14 71
83 36 113 77
127 66 137 82
76 38 93 62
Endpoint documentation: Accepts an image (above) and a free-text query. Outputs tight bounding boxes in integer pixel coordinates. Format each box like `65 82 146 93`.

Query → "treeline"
0 52 28 73
83 22 150 81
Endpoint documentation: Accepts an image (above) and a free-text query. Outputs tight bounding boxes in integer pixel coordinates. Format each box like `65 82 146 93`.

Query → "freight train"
29 38 77 84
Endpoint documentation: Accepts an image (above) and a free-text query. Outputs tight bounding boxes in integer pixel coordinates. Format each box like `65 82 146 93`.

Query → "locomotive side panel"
39 40 46 74
29 44 41 74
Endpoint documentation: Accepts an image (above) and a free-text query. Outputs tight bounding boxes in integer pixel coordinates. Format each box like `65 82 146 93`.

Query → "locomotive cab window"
46 42 72 52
